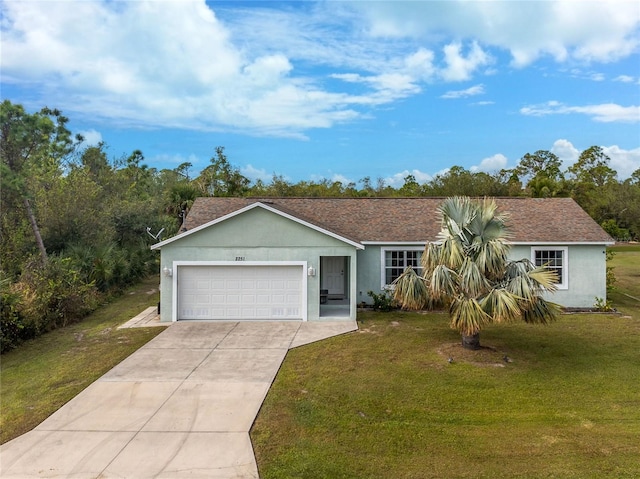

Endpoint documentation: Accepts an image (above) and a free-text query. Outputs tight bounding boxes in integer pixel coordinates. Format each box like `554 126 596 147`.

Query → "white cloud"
440 42 492 82
551 139 581 170
354 1 640 66
77 129 103 147
441 84 485 99
602 145 640 179
307 172 355 185
330 173 354 185
404 48 437 81
2 0 639 140
551 139 640 179
0 1 378 138
521 101 640 123
470 154 508 173
384 169 433 188
331 71 421 103
241 164 272 183
614 75 635 83
148 153 202 171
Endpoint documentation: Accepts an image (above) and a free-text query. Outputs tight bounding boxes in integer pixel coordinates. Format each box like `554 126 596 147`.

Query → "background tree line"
2 101 638 351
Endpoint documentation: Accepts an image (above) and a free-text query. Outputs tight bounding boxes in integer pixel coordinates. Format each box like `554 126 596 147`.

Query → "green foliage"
593 297 615 312
601 219 631 242
605 248 617 292
0 102 172 350
0 278 26 353
66 241 157 293
196 146 250 197
516 150 566 198
10 257 99 341
367 289 396 312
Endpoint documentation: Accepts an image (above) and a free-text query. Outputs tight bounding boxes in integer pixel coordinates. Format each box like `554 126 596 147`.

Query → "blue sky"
2 0 639 186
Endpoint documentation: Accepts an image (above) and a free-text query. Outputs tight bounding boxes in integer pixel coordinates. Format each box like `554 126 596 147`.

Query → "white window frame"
380 247 424 289
530 246 568 290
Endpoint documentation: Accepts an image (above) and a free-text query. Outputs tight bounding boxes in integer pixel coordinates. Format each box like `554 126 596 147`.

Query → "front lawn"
0 276 165 444
608 243 640 314
251 247 640 478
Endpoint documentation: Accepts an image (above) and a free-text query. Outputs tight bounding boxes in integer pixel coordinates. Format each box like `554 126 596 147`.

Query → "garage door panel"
178 265 303 320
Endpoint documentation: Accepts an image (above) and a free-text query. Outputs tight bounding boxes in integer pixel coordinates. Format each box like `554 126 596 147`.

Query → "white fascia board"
362 241 426 246
173 260 307 267
152 202 364 250
509 241 615 246
363 240 615 247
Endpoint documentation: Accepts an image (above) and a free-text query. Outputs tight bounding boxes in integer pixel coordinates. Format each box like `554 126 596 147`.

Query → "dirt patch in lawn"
436 342 511 368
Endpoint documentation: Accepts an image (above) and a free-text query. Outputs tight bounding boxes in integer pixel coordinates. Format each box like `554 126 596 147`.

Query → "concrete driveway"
0 320 357 478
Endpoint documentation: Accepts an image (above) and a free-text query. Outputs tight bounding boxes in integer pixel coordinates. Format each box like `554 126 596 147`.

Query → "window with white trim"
382 248 423 286
531 247 568 290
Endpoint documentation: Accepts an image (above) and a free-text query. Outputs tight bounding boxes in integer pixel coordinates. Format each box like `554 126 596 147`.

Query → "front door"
321 256 345 296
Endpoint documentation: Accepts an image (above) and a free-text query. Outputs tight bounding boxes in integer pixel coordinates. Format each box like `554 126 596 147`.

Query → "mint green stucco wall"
356 245 389 304
357 243 608 309
157 207 357 322
509 244 608 308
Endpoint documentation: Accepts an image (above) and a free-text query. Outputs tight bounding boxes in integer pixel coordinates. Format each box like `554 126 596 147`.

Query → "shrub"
606 249 617 292
367 289 397 312
594 297 615 312
14 256 100 334
67 241 157 293
0 278 28 353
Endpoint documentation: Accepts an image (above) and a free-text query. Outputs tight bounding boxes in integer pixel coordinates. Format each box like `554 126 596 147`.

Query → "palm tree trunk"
461 333 480 350
23 197 47 266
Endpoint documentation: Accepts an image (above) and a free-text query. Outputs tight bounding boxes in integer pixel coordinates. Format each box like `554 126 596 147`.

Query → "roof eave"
151 202 364 251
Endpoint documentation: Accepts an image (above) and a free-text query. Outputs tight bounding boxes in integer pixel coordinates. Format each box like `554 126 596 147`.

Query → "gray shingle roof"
184 197 613 244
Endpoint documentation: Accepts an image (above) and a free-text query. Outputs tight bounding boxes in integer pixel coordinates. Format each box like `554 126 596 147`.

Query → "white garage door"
178 265 303 320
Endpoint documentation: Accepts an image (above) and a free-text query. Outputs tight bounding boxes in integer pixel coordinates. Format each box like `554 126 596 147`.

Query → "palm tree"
393 196 561 350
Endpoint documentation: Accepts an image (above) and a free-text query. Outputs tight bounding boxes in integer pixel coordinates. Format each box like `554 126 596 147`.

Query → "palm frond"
439 197 471 226
392 267 430 310
439 237 464 269
527 266 559 292
504 259 531 280
421 242 442 276
474 239 509 278
449 296 491 336
521 297 562 324
458 257 490 297
505 274 538 302
430 264 458 299
479 288 521 323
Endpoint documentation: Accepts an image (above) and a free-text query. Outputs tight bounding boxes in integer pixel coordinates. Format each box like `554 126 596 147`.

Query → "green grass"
608 244 640 314
0 276 166 444
251 248 640 479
